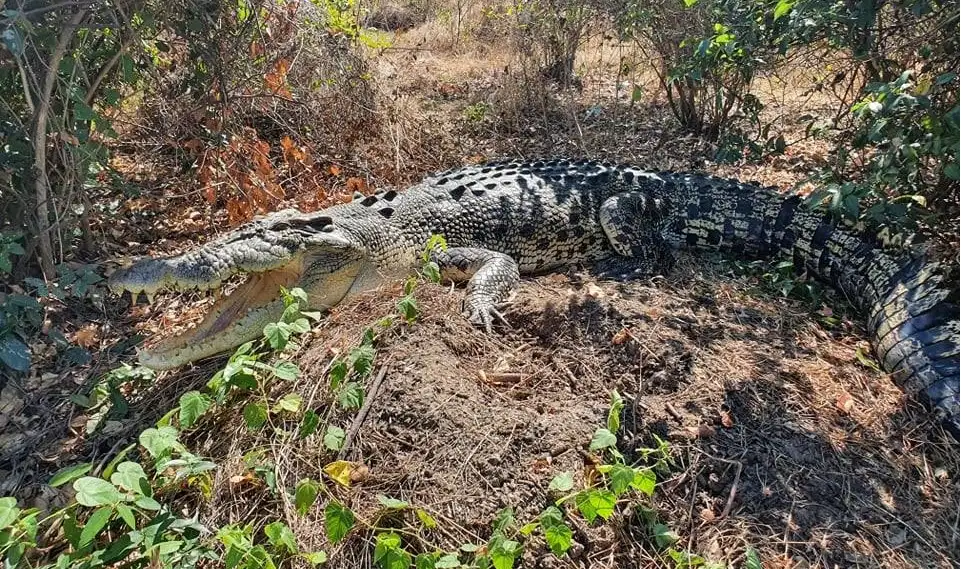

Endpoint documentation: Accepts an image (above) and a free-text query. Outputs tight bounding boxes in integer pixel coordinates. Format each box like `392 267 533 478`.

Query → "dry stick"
337 365 389 460
693 448 744 519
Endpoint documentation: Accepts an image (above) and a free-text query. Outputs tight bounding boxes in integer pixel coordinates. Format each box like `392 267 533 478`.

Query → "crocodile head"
109 211 366 370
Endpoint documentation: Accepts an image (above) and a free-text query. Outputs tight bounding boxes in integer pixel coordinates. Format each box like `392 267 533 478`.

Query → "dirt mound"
189 256 959 568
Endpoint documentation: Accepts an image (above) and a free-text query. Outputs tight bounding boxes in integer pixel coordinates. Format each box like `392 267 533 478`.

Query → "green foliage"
263 287 321 351
295 479 321 516
324 501 355 544
0 232 25 274
308 0 392 48
807 71 959 233
374 532 412 569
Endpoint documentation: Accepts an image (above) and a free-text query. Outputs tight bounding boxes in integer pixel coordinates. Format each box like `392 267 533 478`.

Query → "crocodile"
109 159 960 432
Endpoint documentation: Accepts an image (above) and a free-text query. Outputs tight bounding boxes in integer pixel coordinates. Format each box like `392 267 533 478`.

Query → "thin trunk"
32 9 87 279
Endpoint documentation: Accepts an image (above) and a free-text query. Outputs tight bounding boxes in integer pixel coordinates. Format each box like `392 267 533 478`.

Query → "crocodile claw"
465 303 510 333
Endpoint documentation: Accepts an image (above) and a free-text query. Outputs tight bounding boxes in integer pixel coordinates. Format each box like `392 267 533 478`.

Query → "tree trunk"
31 9 87 279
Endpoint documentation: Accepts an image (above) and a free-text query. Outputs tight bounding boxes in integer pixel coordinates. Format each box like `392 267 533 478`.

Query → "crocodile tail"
658 173 960 434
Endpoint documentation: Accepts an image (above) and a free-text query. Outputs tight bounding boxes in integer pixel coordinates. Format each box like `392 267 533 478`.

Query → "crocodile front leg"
432 247 520 331
596 191 675 280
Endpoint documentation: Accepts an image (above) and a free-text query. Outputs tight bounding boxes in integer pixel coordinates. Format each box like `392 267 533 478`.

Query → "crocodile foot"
463 300 510 333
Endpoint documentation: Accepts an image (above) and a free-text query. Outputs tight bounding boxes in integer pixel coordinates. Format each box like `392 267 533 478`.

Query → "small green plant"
0 232 25 274
463 102 490 123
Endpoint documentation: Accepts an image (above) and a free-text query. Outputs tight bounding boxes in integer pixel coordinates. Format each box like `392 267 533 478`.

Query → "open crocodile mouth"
110 261 306 370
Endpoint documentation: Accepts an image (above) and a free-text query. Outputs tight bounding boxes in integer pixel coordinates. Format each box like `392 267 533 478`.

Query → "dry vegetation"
0 0 958 568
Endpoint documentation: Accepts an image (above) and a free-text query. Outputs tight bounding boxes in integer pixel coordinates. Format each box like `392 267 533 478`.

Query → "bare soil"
198 259 958 568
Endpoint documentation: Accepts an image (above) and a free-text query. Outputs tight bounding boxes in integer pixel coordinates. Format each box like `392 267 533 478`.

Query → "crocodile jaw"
132 263 305 370
112 247 367 370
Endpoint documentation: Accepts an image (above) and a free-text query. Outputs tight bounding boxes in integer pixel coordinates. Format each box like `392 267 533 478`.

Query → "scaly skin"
109 159 960 433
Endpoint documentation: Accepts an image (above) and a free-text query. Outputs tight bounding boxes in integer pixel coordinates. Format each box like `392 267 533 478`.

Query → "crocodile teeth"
145 292 156 304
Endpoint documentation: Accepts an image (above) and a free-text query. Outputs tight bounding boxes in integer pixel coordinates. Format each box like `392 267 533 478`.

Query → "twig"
337 365 389 460
664 402 684 422
693 448 743 519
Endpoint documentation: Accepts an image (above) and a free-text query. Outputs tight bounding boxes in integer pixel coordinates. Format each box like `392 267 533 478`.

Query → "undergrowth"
0 238 752 569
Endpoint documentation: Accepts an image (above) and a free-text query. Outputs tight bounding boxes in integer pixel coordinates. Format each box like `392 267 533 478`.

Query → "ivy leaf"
377 495 409 510
274 392 303 414
49 463 92 487
299 410 320 439
539 506 572 557
304 551 328 566
652 523 679 548
0 334 30 372
632 468 657 496
574 489 616 523
139 426 180 458
324 501 355 544
109 462 148 495
548 471 574 493
295 479 320 516
434 553 460 568
374 532 412 569
607 464 636 496
323 426 346 450
264 521 298 554
74 477 123 507
243 403 268 431
489 537 521 569
179 391 212 428
543 521 572 557
0 497 20 529
263 322 291 350
588 428 617 452
79 506 113 547
287 317 311 334
272 361 300 381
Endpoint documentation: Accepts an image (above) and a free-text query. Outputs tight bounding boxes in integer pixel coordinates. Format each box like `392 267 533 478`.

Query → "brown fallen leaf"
74 324 100 348
699 508 716 522
719 409 735 428
836 392 855 414
349 463 370 483
611 328 631 345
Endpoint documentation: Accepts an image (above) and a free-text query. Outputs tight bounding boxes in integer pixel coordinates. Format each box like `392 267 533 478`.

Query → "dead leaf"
324 460 354 487
611 328 631 345
73 324 100 348
699 508 716 522
349 463 369 483
264 58 292 98
719 409 735 428
329 164 342 176
346 177 367 194
836 392 855 414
